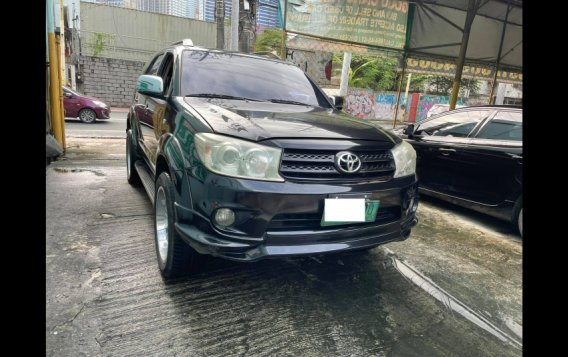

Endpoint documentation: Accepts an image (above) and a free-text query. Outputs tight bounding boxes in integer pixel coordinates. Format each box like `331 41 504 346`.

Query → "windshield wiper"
185 93 261 101
266 99 310 106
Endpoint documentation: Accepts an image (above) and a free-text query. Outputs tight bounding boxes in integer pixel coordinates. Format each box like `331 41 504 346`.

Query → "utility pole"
215 0 225 49
239 0 257 52
231 0 239 50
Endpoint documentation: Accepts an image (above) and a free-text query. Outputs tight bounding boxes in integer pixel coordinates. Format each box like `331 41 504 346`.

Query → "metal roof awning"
408 0 522 70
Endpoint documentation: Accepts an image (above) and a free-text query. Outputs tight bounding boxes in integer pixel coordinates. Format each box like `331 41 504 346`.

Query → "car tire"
79 108 97 123
126 130 141 186
154 172 198 279
512 196 522 237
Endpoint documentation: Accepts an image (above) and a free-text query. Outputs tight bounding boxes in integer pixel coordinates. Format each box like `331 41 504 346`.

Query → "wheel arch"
79 107 99 118
156 135 194 218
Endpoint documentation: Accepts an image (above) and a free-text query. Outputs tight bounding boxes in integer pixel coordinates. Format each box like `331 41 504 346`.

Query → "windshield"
63 86 82 96
180 50 331 108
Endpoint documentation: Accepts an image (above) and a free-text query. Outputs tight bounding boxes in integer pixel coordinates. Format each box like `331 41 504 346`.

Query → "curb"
111 107 130 113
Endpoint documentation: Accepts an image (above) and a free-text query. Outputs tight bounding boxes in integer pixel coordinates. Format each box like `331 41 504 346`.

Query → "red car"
63 86 111 123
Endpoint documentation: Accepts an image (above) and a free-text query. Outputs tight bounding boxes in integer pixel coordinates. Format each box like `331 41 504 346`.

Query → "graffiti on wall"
375 93 397 119
345 89 376 119
345 88 409 120
344 89 471 122
416 95 464 122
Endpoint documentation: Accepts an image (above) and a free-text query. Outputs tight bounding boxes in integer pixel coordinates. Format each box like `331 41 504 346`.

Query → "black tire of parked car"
512 196 522 237
126 130 142 186
154 172 198 279
79 108 97 124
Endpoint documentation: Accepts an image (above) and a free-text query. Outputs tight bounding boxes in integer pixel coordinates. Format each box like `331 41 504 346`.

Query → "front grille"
280 149 395 181
267 207 400 231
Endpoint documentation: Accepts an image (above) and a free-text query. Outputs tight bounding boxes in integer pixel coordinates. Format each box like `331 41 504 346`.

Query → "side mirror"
403 124 415 137
64 92 73 98
330 95 344 111
136 75 164 97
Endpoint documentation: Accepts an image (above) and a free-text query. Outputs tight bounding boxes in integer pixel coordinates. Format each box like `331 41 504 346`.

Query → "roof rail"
171 39 194 46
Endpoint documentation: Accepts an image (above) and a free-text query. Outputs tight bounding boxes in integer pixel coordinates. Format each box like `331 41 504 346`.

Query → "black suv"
127 40 419 278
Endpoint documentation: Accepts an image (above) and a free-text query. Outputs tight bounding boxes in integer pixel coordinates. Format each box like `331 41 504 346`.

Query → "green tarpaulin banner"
285 0 409 50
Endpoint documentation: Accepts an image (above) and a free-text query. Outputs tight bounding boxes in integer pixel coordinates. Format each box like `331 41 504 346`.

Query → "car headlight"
391 140 416 178
92 100 107 107
195 133 284 182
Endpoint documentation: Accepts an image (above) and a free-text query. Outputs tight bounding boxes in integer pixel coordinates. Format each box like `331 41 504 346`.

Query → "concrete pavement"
46 137 522 356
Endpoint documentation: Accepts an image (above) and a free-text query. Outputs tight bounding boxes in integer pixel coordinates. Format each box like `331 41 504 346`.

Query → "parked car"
426 103 466 118
63 86 111 123
126 39 419 279
399 106 522 235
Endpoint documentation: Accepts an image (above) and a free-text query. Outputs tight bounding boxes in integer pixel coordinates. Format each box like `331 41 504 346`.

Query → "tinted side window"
159 53 174 95
146 53 165 75
417 110 491 137
476 111 522 141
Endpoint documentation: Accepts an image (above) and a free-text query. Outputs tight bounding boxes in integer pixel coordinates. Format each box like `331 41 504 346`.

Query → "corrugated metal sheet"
80 1 216 62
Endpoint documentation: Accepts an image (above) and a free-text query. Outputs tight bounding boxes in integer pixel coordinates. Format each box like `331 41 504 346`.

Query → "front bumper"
175 173 419 262
95 107 111 119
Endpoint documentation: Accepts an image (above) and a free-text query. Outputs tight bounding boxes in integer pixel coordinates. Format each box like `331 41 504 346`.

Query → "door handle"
438 148 456 155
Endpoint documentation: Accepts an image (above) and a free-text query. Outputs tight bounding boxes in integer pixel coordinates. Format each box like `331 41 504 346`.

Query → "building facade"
87 0 279 28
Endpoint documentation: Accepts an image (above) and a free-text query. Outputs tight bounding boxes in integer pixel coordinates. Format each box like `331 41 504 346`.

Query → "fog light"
214 208 235 226
410 197 418 213
406 197 416 214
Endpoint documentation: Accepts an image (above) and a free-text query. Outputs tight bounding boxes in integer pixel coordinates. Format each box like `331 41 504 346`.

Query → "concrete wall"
79 56 145 107
80 1 216 62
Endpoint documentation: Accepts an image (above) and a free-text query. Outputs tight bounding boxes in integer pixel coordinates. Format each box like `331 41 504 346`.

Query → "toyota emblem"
335 151 361 173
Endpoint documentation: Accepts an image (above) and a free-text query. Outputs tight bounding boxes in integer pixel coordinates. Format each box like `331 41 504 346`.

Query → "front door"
410 108 494 196
63 88 79 117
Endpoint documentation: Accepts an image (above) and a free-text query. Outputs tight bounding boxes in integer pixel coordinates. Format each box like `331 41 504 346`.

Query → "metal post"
47 0 65 150
488 0 511 104
392 55 407 129
56 35 67 150
231 0 239 51
403 72 412 105
449 0 477 110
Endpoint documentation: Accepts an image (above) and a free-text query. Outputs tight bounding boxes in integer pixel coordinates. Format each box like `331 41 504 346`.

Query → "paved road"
65 110 128 138
47 138 522 356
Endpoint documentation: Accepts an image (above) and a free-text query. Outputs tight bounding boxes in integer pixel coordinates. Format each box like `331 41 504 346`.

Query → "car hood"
183 97 399 144
83 96 106 105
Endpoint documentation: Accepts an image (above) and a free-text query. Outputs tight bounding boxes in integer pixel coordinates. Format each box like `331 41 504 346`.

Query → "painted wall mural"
344 88 466 122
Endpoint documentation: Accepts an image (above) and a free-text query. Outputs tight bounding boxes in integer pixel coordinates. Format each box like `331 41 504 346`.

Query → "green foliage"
89 33 114 57
408 74 432 92
427 75 480 96
331 54 479 96
255 29 283 57
332 54 400 92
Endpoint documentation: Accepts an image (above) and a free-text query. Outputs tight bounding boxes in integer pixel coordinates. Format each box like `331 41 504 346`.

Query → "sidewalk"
111 107 129 113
